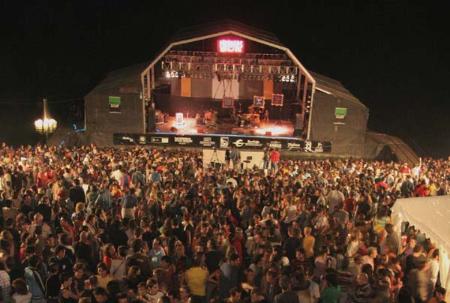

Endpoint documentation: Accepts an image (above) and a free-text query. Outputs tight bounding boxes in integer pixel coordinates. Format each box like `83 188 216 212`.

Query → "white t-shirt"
111 169 123 182
110 258 127 279
12 293 32 303
430 259 440 287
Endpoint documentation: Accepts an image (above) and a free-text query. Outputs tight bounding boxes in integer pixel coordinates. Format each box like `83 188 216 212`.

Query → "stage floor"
156 117 294 137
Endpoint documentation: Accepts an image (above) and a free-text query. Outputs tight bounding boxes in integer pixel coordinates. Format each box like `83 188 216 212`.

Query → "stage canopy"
392 195 450 298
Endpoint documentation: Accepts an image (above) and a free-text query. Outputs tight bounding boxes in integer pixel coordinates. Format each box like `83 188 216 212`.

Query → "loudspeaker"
294 129 303 137
147 109 156 132
295 113 303 129
294 113 303 137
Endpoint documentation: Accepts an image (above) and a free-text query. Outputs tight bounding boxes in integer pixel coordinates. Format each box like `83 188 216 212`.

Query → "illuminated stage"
156 116 294 137
86 21 389 159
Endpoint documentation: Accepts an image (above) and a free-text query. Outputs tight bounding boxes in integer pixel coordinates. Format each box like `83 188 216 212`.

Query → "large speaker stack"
147 106 156 132
293 113 303 137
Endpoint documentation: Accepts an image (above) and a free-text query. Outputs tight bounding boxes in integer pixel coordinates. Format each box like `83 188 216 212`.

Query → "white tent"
391 195 450 299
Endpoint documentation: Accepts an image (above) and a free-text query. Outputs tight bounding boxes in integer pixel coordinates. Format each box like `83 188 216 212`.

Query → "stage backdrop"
167 78 283 100
212 78 239 99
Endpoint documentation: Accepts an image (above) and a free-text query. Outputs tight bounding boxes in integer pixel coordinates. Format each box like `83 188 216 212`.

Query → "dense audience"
0 143 449 303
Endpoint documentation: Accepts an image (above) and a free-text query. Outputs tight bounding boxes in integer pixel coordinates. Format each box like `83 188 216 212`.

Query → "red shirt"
232 238 244 264
270 151 280 163
103 256 112 269
344 198 355 213
400 165 411 174
415 184 428 197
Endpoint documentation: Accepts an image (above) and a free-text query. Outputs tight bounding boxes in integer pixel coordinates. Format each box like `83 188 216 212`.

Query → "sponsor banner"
220 137 230 148
113 133 331 153
268 140 283 149
199 137 216 147
173 136 194 146
150 137 170 144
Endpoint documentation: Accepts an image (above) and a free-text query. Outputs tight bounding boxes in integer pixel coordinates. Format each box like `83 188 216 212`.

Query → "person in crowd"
269 149 280 173
0 260 11 302
185 253 208 303
226 287 242 303
219 253 241 300
427 286 446 303
24 255 46 303
320 272 341 303
230 147 241 170
93 287 110 303
408 256 431 303
274 275 299 303
11 278 32 303
95 262 112 289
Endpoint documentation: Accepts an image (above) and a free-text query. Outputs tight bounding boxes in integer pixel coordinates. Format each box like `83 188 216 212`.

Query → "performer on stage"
263 109 269 122
195 113 203 125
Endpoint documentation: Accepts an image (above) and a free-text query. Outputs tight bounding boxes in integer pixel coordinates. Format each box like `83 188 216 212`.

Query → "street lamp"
34 98 57 143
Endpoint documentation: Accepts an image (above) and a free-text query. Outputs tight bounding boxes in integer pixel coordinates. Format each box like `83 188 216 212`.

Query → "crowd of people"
0 143 449 303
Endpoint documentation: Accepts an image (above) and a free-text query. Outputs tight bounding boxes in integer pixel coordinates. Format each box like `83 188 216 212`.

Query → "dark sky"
1 0 449 157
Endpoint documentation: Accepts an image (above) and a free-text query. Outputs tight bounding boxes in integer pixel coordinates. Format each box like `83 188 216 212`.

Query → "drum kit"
238 105 262 128
239 113 260 127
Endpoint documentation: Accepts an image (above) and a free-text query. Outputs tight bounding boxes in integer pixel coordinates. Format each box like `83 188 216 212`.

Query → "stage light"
165 71 179 79
254 125 290 136
34 118 57 134
218 39 244 53
34 98 57 143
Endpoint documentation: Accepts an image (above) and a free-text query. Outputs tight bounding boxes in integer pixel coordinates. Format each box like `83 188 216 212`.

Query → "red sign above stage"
218 39 244 53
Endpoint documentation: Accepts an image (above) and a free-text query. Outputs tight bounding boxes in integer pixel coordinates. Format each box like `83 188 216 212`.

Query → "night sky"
1 0 449 157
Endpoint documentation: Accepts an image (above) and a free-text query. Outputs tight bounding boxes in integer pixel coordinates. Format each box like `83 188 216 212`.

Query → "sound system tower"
294 113 303 137
147 108 156 132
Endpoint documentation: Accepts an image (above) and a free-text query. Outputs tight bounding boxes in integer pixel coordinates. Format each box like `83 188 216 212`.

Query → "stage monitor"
222 97 235 108
218 39 244 53
253 95 265 108
271 94 284 107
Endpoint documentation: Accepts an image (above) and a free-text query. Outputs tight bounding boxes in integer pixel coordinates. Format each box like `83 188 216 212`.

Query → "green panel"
335 107 347 119
109 96 121 107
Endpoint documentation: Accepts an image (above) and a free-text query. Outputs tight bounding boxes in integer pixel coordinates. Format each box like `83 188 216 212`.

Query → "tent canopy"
392 195 450 297
392 196 450 253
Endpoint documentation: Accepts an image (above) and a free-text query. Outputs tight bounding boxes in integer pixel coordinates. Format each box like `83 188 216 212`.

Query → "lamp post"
34 98 57 144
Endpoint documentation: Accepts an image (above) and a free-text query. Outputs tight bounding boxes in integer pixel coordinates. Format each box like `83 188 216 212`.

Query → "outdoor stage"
86 21 380 159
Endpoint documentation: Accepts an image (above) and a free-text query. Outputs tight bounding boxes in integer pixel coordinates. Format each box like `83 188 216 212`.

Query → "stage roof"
141 20 315 84
312 71 367 109
169 19 284 48
86 62 148 96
